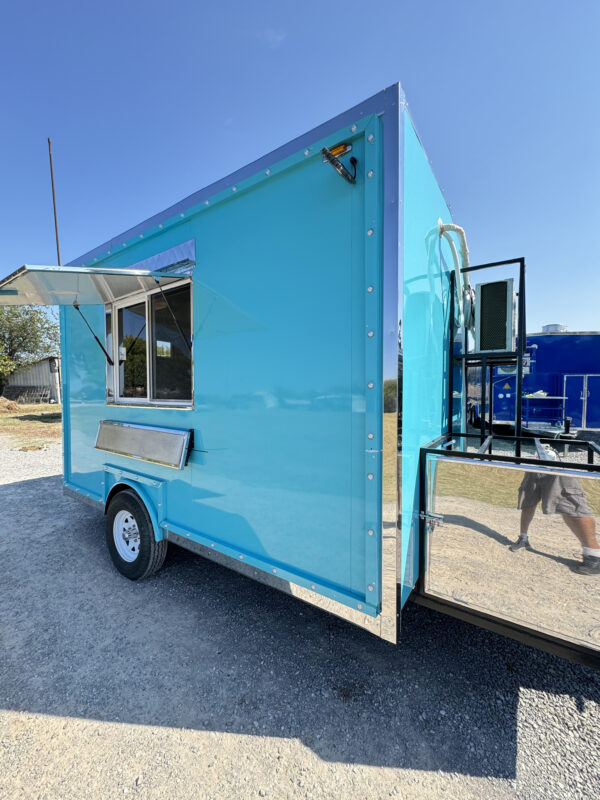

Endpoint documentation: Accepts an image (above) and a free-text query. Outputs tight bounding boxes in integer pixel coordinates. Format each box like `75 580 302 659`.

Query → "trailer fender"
104 479 165 543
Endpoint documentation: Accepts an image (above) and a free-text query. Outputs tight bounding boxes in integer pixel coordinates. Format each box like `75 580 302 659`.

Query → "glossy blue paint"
52 86 454 626
528 333 600 374
401 115 456 607
61 114 384 616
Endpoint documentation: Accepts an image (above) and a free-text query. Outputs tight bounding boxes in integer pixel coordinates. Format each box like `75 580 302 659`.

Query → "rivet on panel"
367 228 374 237
368 529 374 536
368 382 374 389
311 584 316 590
357 603 363 610
304 149 310 156
180 213 185 218
367 330 374 338
239 554 244 559
139 234 144 238
204 200 209 206
367 433 374 440
367 170 374 179
367 473 374 480
368 584 374 592
265 169 271 175
351 124 357 133
272 568 277 574
232 186 237 192
367 285 374 293
159 223 163 228
210 543 215 548
367 134 374 143
122 243 127 247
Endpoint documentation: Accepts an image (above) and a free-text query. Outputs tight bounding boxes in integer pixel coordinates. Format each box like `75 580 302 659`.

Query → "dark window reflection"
105 309 114 399
118 302 147 398
151 285 192 401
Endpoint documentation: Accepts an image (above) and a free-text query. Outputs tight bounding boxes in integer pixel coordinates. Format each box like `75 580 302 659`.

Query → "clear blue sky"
1 0 598 332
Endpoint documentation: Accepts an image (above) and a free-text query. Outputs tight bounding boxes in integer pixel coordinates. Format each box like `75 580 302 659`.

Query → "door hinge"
419 511 444 527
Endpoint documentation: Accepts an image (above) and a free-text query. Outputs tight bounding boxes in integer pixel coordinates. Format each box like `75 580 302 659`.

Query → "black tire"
105 488 167 580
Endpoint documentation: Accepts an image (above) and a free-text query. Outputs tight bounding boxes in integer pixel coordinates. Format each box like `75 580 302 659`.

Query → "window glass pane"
105 308 114 400
151 285 192 401
118 302 147 398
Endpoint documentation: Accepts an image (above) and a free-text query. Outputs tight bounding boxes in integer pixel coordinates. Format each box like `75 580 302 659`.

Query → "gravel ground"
1 437 600 799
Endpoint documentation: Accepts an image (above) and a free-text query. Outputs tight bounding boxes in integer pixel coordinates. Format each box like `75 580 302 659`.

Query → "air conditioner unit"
475 278 515 352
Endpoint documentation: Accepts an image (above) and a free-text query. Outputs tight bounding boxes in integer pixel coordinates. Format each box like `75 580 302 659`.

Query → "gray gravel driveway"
1 439 599 799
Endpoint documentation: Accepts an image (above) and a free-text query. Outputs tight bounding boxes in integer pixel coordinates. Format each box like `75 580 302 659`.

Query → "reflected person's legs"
509 505 537 551
510 473 543 552
561 514 600 575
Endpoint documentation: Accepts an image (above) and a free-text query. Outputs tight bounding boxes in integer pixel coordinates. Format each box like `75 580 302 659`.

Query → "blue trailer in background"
2 83 600 667
469 330 600 433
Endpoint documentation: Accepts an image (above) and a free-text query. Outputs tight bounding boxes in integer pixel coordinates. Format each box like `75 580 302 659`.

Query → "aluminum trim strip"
168 531 389 638
62 484 104 510
68 84 403 267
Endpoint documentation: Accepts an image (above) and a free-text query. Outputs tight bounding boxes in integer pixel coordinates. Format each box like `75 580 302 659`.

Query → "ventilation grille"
476 279 514 352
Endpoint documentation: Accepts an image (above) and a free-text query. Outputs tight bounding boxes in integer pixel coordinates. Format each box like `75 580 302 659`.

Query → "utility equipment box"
475 278 515 353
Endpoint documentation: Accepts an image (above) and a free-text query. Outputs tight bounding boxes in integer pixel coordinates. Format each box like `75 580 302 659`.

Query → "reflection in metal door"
420 451 600 665
587 376 600 429
564 374 585 427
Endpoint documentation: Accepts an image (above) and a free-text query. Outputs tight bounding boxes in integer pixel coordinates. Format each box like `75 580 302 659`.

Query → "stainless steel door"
422 453 600 655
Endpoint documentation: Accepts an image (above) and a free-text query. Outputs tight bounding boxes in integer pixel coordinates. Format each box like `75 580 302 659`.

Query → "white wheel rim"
113 509 141 562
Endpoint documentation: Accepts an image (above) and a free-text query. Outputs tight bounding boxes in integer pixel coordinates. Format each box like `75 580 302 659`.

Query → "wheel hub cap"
113 510 140 562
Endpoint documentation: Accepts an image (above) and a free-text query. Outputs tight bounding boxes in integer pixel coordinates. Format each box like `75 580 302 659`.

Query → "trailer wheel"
106 489 167 580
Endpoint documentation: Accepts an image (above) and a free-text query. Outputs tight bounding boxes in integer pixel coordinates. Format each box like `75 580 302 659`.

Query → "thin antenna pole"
47 137 61 266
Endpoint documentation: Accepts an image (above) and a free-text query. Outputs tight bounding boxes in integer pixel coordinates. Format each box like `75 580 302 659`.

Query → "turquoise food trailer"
2 84 599 667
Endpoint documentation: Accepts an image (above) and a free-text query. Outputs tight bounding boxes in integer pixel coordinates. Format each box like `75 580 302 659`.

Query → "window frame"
106 278 193 408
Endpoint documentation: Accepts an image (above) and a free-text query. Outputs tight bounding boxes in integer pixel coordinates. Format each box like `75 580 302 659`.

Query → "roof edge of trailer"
68 83 404 268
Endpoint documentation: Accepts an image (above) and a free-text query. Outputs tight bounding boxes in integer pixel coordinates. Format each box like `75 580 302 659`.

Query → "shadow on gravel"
1 475 599 778
17 413 62 423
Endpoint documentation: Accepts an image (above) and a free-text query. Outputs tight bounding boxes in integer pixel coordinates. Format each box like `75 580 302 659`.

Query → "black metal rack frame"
416 257 600 668
448 257 527 454
423 431 600 472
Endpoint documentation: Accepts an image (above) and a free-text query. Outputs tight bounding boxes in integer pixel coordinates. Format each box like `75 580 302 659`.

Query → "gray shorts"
518 472 593 517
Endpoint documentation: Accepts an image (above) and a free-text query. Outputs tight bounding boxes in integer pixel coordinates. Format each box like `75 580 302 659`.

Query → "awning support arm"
73 303 114 366
154 279 192 353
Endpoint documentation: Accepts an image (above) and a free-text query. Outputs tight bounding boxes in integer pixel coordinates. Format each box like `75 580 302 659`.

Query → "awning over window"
0 264 190 307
